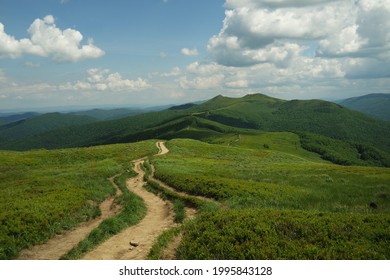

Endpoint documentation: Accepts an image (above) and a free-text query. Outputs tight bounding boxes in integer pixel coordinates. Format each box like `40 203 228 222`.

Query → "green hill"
0 109 185 150
1 93 389 167
338 93 390 121
0 112 40 125
192 94 390 152
69 108 146 120
0 112 97 143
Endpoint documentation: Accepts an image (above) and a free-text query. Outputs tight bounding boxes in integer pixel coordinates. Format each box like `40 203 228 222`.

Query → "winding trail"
18 141 202 260
156 141 169 155
17 175 122 260
82 142 175 260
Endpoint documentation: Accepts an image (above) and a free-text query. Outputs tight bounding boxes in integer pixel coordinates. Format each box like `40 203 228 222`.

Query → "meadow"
1 131 389 260
0 141 157 259
152 136 390 259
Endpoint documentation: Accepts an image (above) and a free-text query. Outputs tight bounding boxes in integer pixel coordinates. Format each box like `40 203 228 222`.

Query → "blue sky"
0 0 389 110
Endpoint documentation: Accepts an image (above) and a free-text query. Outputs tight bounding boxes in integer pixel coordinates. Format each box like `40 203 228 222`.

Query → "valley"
0 94 389 260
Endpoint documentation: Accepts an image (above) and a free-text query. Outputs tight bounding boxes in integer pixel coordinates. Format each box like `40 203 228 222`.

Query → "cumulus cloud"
181 47 199 56
179 74 225 90
62 68 151 92
0 15 104 62
161 67 181 77
208 0 390 76
225 0 340 9
225 79 249 88
186 61 221 75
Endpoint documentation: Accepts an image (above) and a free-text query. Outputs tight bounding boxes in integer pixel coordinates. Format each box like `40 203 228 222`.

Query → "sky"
0 0 389 110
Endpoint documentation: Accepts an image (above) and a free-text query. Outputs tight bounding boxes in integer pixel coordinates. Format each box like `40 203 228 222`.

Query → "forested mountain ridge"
337 93 390 121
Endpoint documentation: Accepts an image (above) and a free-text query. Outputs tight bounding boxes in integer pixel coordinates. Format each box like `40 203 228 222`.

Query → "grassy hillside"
1 133 389 259
178 209 390 259
105 115 246 144
195 94 390 152
1 93 389 167
154 139 390 212
152 139 390 259
338 93 390 121
0 141 157 259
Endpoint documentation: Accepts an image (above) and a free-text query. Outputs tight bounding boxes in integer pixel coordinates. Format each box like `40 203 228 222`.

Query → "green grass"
177 209 390 260
60 171 147 259
153 139 390 214
148 226 182 260
151 138 390 259
0 140 157 259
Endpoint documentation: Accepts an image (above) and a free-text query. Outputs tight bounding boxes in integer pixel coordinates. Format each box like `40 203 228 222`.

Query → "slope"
153 139 390 259
1 93 389 161
338 93 390 121
69 108 146 121
0 112 40 125
0 110 185 150
191 94 390 152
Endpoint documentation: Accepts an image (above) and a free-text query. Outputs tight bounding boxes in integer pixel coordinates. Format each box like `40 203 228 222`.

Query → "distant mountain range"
0 112 40 125
337 93 390 121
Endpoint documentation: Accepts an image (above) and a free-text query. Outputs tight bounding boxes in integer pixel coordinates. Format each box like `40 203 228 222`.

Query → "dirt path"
17 175 122 260
18 141 199 260
82 143 175 260
156 141 169 155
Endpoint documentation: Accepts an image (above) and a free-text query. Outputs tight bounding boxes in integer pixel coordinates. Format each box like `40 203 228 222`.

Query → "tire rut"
82 143 175 260
18 141 206 260
17 174 122 260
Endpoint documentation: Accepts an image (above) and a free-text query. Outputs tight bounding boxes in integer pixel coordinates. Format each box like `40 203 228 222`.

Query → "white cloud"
225 79 249 88
207 0 390 67
317 1 390 59
186 62 221 75
68 68 151 92
181 47 199 56
208 1 354 67
318 25 364 56
179 74 225 90
0 15 104 62
2 82 56 95
225 0 341 9
206 0 390 85
106 72 150 91
161 67 181 77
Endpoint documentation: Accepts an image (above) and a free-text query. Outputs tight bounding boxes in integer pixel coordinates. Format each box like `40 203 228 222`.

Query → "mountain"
0 112 40 124
68 108 146 120
1 93 389 167
189 94 390 151
0 113 97 143
337 93 390 121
